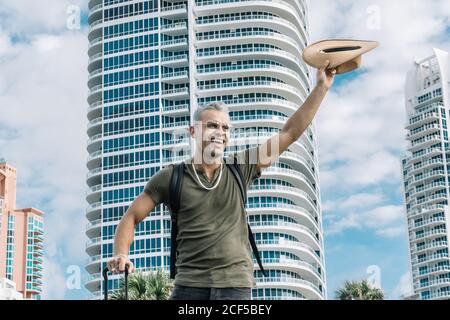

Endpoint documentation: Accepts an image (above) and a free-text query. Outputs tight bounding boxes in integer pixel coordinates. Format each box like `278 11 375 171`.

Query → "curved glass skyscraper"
402 48 450 300
86 0 326 300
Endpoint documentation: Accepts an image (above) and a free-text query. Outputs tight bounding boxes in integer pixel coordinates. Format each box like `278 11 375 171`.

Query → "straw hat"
302 39 379 74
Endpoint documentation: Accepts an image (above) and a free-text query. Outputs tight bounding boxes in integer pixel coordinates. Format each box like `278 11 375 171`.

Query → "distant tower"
401 48 450 300
0 161 44 300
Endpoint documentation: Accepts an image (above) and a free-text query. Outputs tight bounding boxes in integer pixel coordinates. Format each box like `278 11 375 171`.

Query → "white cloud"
310 0 450 192
322 192 385 212
392 271 413 299
42 257 68 300
325 204 406 236
309 0 448 299
0 3 89 299
376 226 405 238
0 0 88 36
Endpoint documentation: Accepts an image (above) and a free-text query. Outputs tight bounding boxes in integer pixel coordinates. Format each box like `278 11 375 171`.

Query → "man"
107 61 336 300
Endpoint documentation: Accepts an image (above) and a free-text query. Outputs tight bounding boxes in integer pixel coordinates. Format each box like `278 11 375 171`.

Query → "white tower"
402 48 450 300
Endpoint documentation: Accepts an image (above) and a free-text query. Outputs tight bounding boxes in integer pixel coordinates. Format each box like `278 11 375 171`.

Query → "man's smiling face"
191 109 232 160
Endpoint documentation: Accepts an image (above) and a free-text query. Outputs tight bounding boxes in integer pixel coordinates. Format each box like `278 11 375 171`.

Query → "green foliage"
110 268 174 300
335 279 385 300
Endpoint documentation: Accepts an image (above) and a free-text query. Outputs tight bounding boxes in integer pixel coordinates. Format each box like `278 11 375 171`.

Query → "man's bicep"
257 131 293 170
130 192 157 224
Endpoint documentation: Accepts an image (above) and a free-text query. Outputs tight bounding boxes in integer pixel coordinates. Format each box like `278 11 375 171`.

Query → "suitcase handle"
102 264 129 300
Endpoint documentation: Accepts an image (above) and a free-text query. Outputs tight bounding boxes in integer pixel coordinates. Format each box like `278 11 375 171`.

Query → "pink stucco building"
0 159 44 300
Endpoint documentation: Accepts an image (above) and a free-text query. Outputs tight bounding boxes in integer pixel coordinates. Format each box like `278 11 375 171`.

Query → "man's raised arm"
257 60 336 170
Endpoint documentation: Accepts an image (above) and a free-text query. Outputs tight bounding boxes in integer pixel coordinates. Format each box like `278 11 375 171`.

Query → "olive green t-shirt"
144 146 262 288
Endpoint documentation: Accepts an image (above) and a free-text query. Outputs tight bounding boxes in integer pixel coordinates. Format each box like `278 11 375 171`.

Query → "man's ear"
188 126 195 138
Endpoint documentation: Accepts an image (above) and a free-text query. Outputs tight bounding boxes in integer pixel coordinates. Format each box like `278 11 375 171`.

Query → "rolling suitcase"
102 264 129 300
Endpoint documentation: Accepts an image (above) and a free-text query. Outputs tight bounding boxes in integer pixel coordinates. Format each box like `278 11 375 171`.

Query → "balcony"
255 277 323 299
161 87 189 99
408 134 441 152
161 103 189 115
161 70 189 84
197 79 305 102
87 132 102 144
86 202 101 219
413 192 447 208
249 184 317 212
255 239 320 264
88 36 102 53
259 258 322 279
87 150 102 164
88 18 103 33
162 136 190 148
408 157 444 175
89 2 103 17
195 11 306 50
413 241 448 254
161 120 190 130
414 265 450 277
196 46 305 76
262 166 316 196
197 63 305 91
410 180 446 198
195 0 305 42
86 184 101 203
86 167 101 180
249 220 319 249
425 290 450 300
88 52 102 65
405 111 440 130
160 4 187 18
247 203 318 233
409 216 446 231
408 204 446 219
413 253 449 265
410 169 445 186
161 37 188 50
196 29 301 55
407 122 440 140
162 155 190 165
409 147 443 162
161 21 188 36
87 117 102 131
411 228 447 241
160 54 188 67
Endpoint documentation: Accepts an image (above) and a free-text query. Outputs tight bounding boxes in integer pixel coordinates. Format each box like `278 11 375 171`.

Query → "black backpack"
168 154 268 280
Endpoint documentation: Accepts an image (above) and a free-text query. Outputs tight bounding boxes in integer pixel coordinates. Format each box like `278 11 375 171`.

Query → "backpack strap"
226 155 268 278
169 162 184 279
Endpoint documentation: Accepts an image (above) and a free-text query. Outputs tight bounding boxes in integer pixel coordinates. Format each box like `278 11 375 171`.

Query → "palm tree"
335 279 385 300
111 268 174 300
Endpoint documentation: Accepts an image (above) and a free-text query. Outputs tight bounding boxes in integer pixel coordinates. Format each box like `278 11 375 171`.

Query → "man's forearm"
113 211 136 256
281 84 329 141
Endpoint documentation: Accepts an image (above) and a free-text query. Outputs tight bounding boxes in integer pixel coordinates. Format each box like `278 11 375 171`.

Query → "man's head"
189 101 232 162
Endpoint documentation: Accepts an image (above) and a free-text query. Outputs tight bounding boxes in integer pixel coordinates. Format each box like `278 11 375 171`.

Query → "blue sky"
0 0 449 299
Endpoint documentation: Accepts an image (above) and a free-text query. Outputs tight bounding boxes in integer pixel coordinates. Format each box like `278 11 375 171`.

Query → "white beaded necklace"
191 160 223 190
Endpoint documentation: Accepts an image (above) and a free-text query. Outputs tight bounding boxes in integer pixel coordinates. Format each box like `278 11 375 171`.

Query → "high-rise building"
0 160 44 300
86 0 326 300
0 278 24 300
401 48 450 300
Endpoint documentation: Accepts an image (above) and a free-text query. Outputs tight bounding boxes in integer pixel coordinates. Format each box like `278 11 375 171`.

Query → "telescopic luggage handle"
102 264 129 300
